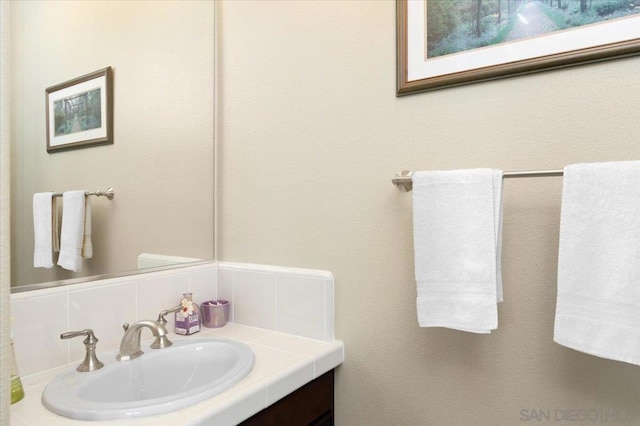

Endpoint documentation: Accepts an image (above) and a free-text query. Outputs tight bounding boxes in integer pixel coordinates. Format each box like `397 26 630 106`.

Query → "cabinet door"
310 410 333 426
240 370 334 426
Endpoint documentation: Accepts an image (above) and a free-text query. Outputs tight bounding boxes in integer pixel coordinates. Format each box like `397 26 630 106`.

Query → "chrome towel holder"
51 188 115 200
392 169 564 192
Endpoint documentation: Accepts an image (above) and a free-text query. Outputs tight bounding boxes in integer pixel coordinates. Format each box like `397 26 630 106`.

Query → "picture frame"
46 67 113 152
397 0 640 95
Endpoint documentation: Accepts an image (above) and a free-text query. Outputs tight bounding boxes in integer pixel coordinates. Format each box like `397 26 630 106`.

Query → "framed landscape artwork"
397 0 640 95
46 67 113 152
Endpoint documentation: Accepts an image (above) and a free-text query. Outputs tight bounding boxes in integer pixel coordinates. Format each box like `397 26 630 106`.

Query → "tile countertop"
10 324 345 426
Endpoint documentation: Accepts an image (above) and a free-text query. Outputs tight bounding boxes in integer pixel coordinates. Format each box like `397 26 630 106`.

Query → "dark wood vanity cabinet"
239 370 334 426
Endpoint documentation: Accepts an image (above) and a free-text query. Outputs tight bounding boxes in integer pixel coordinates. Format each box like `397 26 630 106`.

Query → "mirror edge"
10 260 215 294
1 0 11 419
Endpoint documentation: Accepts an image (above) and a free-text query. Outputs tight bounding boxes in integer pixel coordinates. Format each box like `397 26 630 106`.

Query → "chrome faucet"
116 319 170 361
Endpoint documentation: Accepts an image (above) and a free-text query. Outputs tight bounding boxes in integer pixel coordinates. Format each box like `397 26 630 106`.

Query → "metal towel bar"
392 170 564 192
51 188 115 200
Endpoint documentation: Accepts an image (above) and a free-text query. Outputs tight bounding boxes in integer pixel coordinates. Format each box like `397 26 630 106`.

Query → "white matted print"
46 67 113 152
397 0 640 95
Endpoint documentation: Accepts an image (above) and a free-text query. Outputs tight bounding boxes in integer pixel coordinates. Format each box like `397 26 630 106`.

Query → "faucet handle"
61 328 97 341
60 329 104 372
156 305 182 326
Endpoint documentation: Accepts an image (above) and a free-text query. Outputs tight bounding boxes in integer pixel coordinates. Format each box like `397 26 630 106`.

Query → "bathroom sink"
42 337 254 420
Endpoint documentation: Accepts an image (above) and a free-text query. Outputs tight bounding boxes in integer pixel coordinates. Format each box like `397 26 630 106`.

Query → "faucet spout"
116 319 169 361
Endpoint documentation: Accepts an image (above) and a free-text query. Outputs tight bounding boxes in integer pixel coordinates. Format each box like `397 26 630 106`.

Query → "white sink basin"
42 337 254 420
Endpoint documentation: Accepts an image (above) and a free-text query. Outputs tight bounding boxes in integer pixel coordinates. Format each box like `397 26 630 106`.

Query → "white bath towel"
33 192 58 268
413 169 504 333
82 196 93 259
554 161 640 366
58 190 91 272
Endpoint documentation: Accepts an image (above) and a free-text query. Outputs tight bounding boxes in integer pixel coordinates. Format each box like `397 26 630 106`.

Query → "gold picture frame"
397 0 640 95
46 67 113 152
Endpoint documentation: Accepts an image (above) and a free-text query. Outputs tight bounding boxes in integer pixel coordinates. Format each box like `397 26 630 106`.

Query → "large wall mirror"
9 1 215 291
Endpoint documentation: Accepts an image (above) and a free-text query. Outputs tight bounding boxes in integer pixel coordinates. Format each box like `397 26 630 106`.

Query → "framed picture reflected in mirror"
46 66 113 152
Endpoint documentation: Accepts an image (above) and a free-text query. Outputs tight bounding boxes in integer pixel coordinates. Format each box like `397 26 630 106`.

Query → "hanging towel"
82 196 93 259
33 192 58 268
58 190 91 272
554 161 640 366
413 169 504 333
52 200 60 254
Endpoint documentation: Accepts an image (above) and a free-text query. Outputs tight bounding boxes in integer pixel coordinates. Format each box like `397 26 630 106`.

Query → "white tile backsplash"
188 265 217 303
217 262 334 341
11 293 69 376
136 272 190 331
216 268 235 321
68 281 137 362
276 274 326 340
10 260 335 377
11 264 216 376
233 270 277 329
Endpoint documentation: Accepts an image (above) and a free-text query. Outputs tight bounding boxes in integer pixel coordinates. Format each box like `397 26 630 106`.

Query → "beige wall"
10 1 214 287
217 1 640 424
